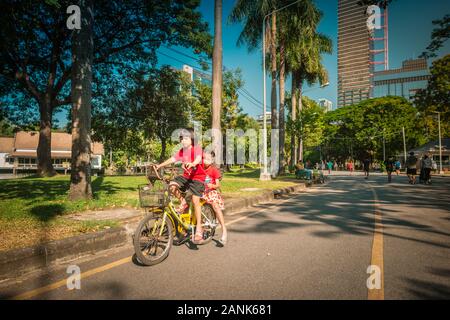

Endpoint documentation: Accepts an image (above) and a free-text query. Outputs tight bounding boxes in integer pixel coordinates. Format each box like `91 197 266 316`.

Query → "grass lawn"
0 170 298 252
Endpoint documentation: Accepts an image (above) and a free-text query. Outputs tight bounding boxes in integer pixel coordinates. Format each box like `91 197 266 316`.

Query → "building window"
30 158 36 164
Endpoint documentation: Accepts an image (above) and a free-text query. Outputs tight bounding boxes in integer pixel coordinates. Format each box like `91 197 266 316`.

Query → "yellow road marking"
366 183 384 300
12 192 304 300
12 256 131 300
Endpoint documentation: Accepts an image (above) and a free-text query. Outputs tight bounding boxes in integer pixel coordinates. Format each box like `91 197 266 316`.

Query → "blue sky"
155 0 450 118
54 0 450 126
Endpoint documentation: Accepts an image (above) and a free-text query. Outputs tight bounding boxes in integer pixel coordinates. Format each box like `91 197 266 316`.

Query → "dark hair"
179 128 195 146
409 152 414 156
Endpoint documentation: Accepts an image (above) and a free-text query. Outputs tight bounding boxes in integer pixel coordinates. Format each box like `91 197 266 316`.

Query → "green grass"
0 170 298 251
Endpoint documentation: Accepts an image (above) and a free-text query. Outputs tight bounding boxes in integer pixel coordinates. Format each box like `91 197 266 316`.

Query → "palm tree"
212 0 223 164
229 0 278 171
271 0 330 168
283 2 332 162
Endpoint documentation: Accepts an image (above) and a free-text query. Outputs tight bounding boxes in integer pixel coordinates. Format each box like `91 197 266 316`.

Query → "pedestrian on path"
363 157 371 179
347 160 354 175
406 152 418 184
422 154 433 185
384 156 395 183
327 160 333 174
395 160 401 175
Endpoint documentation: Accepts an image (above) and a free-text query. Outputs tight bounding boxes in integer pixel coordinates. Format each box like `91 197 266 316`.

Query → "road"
1 173 449 300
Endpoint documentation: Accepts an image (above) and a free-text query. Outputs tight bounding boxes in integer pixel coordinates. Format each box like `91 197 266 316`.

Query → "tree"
415 54 450 138
127 66 192 162
287 96 325 163
322 97 426 162
0 0 212 176
212 0 223 164
69 0 93 200
420 15 450 59
283 1 332 163
229 0 278 173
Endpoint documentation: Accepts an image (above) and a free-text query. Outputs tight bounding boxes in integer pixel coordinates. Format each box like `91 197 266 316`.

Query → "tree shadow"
228 176 450 251
30 204 65 223
403 275 450 299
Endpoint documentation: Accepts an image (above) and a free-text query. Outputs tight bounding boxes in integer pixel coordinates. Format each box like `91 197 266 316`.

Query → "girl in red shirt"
202 152 227 245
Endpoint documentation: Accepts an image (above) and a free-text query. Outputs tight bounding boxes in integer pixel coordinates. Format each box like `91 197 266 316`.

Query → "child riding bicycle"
156 128 206 244
202 151 227 245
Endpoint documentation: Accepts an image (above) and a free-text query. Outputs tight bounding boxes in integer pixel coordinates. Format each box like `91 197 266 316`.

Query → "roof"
10 151 71 159
14 131 73 151
6 131 104 157
408 138 450 154
0 137 14 153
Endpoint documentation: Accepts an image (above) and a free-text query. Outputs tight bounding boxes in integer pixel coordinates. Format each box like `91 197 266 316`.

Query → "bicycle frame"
155 189 210 237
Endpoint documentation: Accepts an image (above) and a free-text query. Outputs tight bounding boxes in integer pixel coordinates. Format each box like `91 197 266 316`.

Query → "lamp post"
260 0 302 181
433 111 443 174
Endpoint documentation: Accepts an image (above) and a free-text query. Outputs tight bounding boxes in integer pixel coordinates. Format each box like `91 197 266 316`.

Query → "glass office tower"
373 58 431 102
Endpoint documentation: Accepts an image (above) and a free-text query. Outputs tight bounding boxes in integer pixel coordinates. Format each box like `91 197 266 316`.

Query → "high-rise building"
182 64 212 86
373 58 431 103
338 0 375 108
318 98 333 112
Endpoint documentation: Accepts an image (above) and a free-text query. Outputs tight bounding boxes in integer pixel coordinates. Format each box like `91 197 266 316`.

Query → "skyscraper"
337 0 374 108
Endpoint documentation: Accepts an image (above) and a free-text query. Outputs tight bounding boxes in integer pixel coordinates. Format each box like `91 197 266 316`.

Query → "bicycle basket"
138 183 167 208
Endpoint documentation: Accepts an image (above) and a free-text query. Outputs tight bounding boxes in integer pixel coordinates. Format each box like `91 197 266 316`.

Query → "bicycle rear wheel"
133 214 173 266
199 204 217 245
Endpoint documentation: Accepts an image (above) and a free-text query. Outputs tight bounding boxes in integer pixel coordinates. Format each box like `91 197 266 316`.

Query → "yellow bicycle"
133 165 217 266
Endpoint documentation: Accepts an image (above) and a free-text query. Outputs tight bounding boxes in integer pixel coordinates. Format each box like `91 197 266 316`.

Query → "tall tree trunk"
290 72 297 167
278 39 286 175
37 96 56 176
297 77 303 162
212 0 223 165
69 0 93 200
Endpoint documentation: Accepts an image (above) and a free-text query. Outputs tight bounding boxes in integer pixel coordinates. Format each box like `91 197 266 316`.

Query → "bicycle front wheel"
133 214 173 266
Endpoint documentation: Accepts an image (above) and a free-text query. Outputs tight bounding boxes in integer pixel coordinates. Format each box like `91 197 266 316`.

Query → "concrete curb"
0 227 127 281
0 182 309 280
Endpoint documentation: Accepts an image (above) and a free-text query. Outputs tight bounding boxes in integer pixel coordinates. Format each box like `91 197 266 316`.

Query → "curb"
0 227 127 281
0 182 309 280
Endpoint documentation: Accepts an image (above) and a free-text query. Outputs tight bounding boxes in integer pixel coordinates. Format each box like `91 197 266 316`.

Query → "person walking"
422 154 433 185
348 160 354 175
384 156 395 183
418 155 425 184
394 159 401 175
363 157 371 179
405 152 418 184
432 158 438 173
327 160 333 174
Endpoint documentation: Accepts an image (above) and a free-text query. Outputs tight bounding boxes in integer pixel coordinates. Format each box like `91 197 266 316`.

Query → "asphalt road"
1 173 449 300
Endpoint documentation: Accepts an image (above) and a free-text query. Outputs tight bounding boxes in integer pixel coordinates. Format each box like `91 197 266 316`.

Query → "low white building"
0 131 104 173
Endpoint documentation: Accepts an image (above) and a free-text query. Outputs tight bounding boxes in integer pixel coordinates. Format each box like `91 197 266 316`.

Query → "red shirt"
173 145 206 182
204 165 221 184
